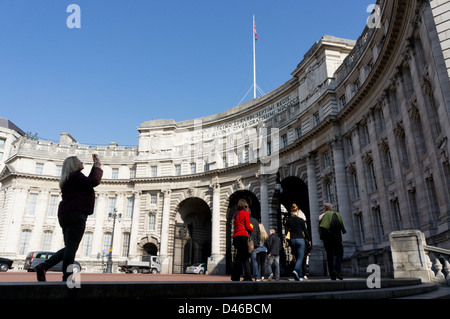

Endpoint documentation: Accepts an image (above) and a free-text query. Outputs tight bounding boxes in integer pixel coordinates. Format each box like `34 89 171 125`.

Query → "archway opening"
172 197 212 274
225 190 261 274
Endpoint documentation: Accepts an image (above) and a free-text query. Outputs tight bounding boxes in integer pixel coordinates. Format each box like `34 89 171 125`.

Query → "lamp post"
105 208 121 273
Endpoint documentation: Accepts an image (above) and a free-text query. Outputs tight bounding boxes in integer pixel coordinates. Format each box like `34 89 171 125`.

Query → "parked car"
0 257 14 272
24 251 81 272
185 263 206 274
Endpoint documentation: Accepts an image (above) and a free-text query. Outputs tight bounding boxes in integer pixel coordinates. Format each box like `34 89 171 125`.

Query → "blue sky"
0 0 375 146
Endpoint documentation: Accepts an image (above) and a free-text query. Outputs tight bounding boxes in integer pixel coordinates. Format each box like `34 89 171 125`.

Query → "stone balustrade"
390 230 450 285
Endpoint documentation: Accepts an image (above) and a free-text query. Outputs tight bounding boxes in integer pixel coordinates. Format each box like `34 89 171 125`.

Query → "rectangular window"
151 166 157 177
112 168 119 179
42 231 52 251
35 163 44 175
26 193 38 216
83 232 93 257
19 230 31 255
126 197 134 219
122 233 131 257
47 195 59 217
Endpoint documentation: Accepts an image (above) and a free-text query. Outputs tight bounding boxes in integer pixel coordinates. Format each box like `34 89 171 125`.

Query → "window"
150 194 157 205
47 195 59 217
126 197 134 219
0 138 5 147
103 233 112 253
35 163 44 175
370 162 377 191
122 233 130 257
281 135 288 148
374 207 384 242
26 193 38 216
339 94 347 108
55 165 62 177
326 182 335 204
347 137 354 156
204 162 210 172
223 156 228 168
42 231 52 251
190 163 196 174
352 172 360 199
112 168 119 179
83 232 93 257
107 197 116 216
149 213 156 231
19 230 32 255
175 164 181 176
313 112 320 126
323 151 331 168
357 214 366 244
296 127 302 139
150 166 157 177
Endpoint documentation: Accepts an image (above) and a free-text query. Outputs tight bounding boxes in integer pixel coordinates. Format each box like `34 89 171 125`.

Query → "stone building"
0 0 449 276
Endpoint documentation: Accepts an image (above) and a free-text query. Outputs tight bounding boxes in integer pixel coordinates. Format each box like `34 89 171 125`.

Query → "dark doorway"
172 197 212 274
225 190 261 274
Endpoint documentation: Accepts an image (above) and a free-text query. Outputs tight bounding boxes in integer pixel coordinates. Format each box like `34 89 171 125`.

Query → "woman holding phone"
36 154 103 282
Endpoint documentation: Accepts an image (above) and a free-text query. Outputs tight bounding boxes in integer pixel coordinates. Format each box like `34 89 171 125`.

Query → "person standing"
231 199 254 281
36 154 103 282
286 203 311 281
267 228 281 281
249 214 261 281
319 203 347 280
255 223 269 281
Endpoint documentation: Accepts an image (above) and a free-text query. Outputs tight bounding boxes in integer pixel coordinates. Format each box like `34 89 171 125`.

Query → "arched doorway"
225 190 261 274
142 242 158 261
272 175 310 275
279 176 310 230
172 197 212 274
137 236 159 262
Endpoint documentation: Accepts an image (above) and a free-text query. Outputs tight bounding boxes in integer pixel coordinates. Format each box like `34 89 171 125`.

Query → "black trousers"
42 211 86 281
323 238 343 279
231 236 252 281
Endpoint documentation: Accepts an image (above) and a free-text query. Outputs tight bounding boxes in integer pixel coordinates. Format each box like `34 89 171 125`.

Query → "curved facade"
1 0 449 276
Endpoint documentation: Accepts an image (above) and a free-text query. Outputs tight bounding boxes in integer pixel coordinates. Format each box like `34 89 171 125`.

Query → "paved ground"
0 271 234 282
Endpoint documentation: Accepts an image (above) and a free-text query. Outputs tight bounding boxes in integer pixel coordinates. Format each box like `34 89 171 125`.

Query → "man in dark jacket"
267 228 281 280
319 203 347 280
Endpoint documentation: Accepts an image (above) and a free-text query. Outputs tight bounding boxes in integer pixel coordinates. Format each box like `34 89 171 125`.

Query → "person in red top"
231 199 254 281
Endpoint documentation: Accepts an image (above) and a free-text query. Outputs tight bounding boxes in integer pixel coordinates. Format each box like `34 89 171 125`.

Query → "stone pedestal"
389 230 434 282
207 255 226 275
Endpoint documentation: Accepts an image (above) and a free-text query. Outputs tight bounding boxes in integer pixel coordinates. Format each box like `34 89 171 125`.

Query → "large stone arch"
225 189 261 274
172 197 212 274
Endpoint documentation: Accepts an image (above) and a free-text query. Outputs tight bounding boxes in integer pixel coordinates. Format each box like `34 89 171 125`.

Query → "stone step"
0 278 436 300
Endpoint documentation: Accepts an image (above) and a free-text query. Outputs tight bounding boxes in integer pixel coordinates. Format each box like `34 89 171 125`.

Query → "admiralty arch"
1 0 449 276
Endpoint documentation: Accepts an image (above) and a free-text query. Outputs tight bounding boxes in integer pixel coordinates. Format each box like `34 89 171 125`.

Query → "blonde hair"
291 203 299 213
259 224 268 241
59 156 80 189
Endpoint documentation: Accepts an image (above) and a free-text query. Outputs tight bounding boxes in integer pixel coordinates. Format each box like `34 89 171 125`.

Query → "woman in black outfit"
36 154 102 282
286 204 311 281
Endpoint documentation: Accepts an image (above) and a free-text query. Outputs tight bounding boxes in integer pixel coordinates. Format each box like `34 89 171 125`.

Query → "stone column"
208 181 225 274
160 189 171 274
128 191 141 259
259 173 270 232
306 153 324 275
331 135 355 254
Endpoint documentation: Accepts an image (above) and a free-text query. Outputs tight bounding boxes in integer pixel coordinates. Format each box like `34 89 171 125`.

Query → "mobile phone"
92 154 98 161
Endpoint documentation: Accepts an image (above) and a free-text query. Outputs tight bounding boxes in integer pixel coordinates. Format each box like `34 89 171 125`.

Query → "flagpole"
253 14 257 99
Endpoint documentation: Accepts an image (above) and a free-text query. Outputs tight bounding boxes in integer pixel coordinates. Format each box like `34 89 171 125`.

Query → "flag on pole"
254 20 257 41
